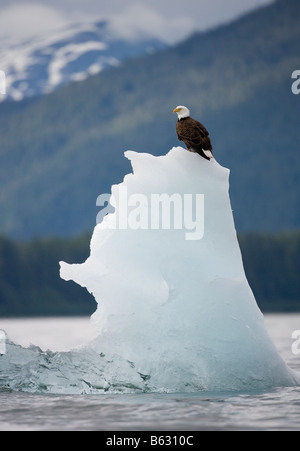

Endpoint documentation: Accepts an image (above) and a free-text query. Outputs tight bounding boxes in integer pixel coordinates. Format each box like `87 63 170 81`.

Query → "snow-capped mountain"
0 21 165 102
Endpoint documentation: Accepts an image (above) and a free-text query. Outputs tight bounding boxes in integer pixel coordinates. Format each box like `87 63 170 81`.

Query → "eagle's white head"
173 105 190 120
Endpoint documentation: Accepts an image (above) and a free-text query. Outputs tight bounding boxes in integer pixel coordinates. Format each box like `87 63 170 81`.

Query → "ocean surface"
0 314 300 431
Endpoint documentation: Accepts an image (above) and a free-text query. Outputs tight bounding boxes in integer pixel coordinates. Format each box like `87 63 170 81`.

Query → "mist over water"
0 314 300 431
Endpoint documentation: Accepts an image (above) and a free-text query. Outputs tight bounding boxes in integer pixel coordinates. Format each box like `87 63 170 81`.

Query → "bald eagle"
173 106 213 161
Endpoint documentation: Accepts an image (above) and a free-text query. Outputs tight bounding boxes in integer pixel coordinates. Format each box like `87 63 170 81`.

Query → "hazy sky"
0 0 275 44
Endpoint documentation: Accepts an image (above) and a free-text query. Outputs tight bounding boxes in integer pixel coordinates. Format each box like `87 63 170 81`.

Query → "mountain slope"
0 20 165 102
0 0 299 238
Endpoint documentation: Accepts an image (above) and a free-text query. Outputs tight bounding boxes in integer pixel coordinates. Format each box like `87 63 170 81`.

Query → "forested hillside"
0 0 299 238
0 234 94 317
0 231 300 317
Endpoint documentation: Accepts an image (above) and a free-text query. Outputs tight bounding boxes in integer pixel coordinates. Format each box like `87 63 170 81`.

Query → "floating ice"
59 147 299 392
1 147 299 394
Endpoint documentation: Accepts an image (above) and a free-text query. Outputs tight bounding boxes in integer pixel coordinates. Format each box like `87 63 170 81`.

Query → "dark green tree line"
0 231 300 317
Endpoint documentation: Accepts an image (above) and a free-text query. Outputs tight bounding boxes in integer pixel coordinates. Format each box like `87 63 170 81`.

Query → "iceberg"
59 147 299 392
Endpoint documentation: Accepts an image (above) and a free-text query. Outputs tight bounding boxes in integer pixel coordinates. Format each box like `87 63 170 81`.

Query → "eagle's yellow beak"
173 108 180 113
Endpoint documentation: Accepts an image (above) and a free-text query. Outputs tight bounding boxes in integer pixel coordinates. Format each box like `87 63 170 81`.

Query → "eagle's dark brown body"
176 117 213 160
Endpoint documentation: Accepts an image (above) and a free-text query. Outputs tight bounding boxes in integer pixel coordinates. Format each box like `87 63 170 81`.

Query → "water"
0 314 300 431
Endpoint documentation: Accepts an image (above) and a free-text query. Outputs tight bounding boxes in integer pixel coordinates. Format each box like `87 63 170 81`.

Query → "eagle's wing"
177 118 210 148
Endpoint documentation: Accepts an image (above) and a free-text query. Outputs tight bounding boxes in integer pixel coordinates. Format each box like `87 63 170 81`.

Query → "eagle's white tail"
203 149 213 159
